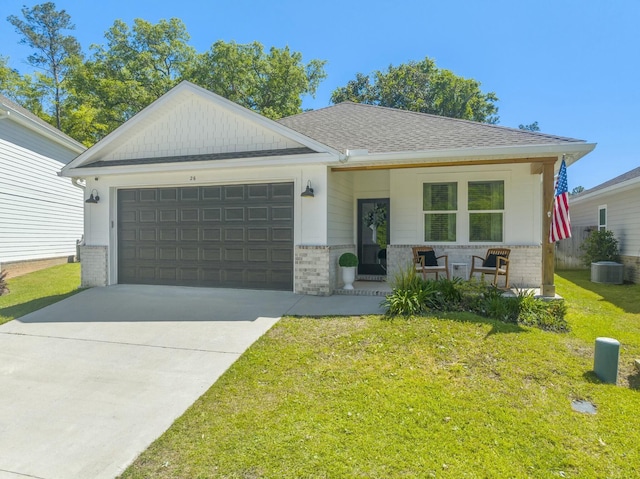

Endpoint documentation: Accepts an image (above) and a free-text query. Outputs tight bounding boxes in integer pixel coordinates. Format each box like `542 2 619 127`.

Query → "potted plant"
339 252 359 290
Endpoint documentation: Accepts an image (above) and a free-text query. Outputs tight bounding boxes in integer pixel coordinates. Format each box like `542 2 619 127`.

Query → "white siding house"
0 94 86 276
61 82 596 296
569 167 640 283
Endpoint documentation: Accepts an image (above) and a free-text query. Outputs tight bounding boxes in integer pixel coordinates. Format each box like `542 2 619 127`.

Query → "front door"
357 198 390 275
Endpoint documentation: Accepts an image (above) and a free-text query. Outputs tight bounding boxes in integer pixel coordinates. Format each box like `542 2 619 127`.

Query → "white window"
468 180 504 242
598 205 607 231
423 182 457 242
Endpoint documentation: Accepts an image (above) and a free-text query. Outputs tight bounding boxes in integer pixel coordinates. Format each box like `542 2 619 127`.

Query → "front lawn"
0 263 81 325
122 271 640 478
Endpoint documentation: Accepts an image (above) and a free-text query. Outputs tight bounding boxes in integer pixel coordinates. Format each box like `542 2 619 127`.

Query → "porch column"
541 160 556 297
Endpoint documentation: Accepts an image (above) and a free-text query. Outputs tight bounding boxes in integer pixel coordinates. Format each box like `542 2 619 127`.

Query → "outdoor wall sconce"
85 189 100 204
301 180 314 198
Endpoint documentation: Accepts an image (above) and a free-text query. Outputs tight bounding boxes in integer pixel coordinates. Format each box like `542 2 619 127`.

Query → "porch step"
333 288 389 297
334 279 391 297
356 274 386 281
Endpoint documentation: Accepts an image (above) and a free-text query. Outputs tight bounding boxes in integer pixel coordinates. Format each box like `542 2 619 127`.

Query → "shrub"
381 267 569 332
580 230 620 266
0 270 8 296
338 253 359 267
517 290 568 332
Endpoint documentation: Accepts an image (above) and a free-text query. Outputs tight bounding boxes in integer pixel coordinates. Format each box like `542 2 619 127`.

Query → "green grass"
121 270 640 478
0 263 81 325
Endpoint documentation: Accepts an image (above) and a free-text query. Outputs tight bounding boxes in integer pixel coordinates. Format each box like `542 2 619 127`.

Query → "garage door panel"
180 209 199 222
180 188 199 201
118 183 293 290
272 227 293 242
224 185 245 200
271 248 293 263
248 227 268 242
272 206 293 221
159 209 178 222
224 228 244 242
202 208 221 221
159 188 178 201
139 190 157 202
159 247 177 260
248 207 268 221
224 207 244 221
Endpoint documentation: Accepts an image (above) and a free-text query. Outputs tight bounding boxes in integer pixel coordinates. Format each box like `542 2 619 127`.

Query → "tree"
7 2 81 129
190 41 326 119
64 17 196 144
519 121 540 132
331 57 498 123
570 186 585 196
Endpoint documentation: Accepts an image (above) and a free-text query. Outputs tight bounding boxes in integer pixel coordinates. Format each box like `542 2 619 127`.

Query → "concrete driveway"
0 285 383 479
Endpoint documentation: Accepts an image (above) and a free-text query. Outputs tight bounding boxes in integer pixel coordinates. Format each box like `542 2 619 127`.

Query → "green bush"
580 230 620 266
382 266 568 331
338 252 359 267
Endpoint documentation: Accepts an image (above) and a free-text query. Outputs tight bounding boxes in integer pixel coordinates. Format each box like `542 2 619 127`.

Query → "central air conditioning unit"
591 261 624 284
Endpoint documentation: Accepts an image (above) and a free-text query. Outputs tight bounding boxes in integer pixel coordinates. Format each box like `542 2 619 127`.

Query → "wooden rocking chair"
412 247 449 280
469 248 511 288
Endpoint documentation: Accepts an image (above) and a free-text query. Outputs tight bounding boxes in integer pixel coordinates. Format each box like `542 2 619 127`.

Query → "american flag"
549 158 571 242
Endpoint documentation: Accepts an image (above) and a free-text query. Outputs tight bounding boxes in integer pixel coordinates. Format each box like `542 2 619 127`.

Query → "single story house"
60 81 595 296
569 166 640 283
1 94 86 277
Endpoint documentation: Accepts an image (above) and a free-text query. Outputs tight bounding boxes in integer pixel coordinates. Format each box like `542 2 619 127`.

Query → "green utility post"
594 337 620 384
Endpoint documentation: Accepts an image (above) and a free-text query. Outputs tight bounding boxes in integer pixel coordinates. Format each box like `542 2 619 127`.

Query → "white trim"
598 204 607 231
62 151 337 177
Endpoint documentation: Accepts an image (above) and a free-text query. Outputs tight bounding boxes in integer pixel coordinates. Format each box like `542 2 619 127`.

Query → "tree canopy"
7 2 81 129
331 57 499 123
519 121 540 132
2 4 327 145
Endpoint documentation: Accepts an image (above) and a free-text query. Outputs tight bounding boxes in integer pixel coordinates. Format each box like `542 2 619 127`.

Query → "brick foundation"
80 245 108 287
388 244 543 288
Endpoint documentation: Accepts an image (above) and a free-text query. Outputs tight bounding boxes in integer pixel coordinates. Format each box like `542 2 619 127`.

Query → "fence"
555 225 595 269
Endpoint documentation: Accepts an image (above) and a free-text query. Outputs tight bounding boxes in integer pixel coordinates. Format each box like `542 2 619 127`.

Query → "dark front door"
357 198 389 275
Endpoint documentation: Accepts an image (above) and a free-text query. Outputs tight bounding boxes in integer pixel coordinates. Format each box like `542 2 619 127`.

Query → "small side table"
451 263 468 280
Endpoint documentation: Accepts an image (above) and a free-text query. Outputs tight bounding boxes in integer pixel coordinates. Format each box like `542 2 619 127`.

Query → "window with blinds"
423 182 457 242
468 180 504 242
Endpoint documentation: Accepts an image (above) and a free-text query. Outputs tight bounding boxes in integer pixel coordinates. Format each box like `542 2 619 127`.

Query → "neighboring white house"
569 166 640 283
0 94 86 277
60 81 595 296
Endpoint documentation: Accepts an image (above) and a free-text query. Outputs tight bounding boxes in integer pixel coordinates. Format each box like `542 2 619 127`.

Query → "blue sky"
1 0 638 190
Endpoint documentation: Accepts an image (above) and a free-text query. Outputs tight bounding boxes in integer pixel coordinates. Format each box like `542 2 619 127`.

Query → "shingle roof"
278 102 586 154
0 93 84 149
576 166 640 196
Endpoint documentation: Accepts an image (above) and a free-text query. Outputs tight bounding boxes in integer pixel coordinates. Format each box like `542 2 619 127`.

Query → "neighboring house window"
423 182 457 242
468 180 504 242
598 205 607 231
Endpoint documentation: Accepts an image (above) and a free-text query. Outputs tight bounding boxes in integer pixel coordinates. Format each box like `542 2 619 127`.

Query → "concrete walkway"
0 285 384 479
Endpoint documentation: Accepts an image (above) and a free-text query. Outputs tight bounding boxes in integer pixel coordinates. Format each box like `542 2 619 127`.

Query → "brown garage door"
117 183 294 290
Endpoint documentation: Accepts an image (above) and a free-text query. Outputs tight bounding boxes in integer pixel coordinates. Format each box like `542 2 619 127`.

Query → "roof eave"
0 102 86 154
570 175 640 203
61 151 339 177
341 142 597 168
